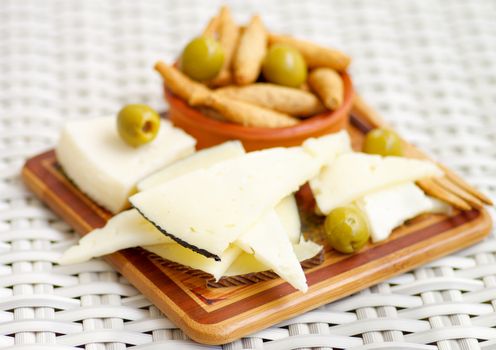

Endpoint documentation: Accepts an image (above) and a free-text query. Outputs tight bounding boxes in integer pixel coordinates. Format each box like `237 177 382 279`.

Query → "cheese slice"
310 153 443 215
144 243 242 281
138 141 245 191
130 147 321 259
224 239 322 277
274 195 301 244
235 210 309 292
302 130 352 165
58 192 303 269
356 182 452 242
143 198 315 283
58 209 174 265
56 117 196 213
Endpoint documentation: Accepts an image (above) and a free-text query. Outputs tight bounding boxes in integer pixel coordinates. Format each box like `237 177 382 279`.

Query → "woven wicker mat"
1 0 496 349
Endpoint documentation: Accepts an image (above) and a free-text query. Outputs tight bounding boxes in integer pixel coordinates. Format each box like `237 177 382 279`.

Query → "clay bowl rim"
164 72 354 141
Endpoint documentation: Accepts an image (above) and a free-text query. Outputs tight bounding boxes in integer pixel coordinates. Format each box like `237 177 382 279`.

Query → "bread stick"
209 6 240 87
268 33 351 72
154 61 209 102
202 15 220 38
233 15 267 85
308 68 344 110
190 90 299 128
217 83 325 117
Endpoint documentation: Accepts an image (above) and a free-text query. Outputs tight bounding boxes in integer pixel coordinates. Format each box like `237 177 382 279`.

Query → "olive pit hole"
143 121 154 133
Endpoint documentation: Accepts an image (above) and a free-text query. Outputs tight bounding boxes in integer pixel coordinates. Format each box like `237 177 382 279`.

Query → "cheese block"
310 153 444 215
130 147 321 260
58 209 174 265
302 130 352 165
138 140 245 191
274 195 301 244
356 182 452 242
56 117 196 213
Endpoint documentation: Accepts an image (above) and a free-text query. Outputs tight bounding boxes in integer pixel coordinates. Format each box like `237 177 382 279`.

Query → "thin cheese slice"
310 153 443 215
130 147 321 259
142 198 316 283
225 239 322 277
275 195 301 244
356 182 452 242
302 130 352 165
58 194 302 274
138 140 245 191
144 244 242 281
56 117 196 213
235 210 308 292
58 209 174 265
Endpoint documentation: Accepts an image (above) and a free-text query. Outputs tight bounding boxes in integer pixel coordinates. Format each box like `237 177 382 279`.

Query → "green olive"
363 128 404 157
324 206 370 254
180 36 224 81
262 44 307 87
117 104 160 147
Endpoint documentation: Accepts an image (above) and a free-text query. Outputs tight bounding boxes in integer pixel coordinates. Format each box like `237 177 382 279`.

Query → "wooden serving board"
22 109 492 345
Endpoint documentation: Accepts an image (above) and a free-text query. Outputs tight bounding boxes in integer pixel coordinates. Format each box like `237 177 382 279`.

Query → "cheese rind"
130 147 321 259
58 209 174 265
56 117 196 213
311 153 443 215
356 182 452 242
138 140 245 191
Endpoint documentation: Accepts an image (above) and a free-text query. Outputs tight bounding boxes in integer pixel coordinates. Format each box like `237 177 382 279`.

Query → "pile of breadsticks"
155 6 351 128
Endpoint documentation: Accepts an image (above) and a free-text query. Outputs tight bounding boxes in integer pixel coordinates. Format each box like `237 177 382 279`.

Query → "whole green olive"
363 128 404 157
117 104 160 147
262 44 307 87
180 36 224 81
324 206 370 254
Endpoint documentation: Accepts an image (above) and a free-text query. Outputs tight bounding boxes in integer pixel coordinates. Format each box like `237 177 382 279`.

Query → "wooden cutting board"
22 109 492 345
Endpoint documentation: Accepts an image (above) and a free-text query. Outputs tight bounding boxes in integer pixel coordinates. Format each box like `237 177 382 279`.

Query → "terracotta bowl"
165 73 354 151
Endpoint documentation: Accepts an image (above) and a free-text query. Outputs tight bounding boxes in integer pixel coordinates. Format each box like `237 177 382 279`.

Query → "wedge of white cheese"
138 140 245 191
356 182 452 242
310 153 443 215
144 205 322 288
302 130 352 165
275 195 301 244
144 243 242 281
224 239 322 277
235 210 308 292
58 208 243 278
58 195 308 285
130 147 321 260
56 117 196 213
58 209 174 265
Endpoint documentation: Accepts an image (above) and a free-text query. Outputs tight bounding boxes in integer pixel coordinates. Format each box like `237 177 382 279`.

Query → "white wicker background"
1 0 496 349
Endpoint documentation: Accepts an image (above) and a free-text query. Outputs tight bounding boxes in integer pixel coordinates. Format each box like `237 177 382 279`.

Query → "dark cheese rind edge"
133 206 222 261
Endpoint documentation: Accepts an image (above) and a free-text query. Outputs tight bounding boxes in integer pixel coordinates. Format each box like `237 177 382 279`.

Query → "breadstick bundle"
155 5 351 128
